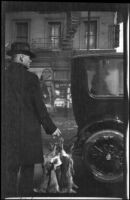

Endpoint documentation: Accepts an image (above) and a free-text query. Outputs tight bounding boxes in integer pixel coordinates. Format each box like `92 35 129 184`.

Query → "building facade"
5 11 119 111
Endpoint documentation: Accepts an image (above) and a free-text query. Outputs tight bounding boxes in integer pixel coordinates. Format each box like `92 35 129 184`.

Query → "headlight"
83 129 124 182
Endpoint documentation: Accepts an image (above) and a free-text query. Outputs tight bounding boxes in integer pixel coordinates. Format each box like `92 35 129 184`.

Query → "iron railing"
31 37 64 50
30 37 95 50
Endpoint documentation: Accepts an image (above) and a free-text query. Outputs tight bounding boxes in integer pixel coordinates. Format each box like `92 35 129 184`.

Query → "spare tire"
83 129 124 183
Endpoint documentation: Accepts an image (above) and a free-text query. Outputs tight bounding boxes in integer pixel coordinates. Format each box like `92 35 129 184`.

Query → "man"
2 42 61 198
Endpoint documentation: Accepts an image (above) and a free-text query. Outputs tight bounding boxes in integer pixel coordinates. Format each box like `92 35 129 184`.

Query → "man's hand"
52 128 61 138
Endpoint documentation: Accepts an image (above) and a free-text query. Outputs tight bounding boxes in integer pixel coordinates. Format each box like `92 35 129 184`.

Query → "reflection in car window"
85 58 123 96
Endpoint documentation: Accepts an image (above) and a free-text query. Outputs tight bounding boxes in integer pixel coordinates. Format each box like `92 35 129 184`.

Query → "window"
53 70 72 108
54 82 72 108
85 57 124 97
84 21 97 49
48 22 61 49
15 22 28 42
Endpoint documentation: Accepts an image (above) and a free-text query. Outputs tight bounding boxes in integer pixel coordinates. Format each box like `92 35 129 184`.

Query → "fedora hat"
6 42 36 58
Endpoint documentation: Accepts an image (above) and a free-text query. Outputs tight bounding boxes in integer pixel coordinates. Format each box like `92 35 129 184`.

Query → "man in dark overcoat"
2 42 61 198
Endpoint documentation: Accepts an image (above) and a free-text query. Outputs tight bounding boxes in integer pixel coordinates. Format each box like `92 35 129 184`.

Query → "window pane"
85 35 96 49
90 36 96 48
54 82 72 109
51 24 60 37
85 57 124 96
85 21 97 49
90 21 97 33
16 22 28 42
49 22 61 48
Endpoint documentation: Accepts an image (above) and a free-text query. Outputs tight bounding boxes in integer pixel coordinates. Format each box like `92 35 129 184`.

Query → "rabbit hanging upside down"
34 137 78 193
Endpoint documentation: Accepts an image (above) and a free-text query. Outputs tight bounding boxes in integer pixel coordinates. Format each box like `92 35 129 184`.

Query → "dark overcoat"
4 62 57 165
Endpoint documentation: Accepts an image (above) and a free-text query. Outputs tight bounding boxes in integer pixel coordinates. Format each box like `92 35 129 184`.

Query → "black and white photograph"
1 2 129 200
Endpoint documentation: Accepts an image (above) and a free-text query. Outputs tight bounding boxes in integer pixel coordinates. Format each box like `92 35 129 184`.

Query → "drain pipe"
87 11 91 51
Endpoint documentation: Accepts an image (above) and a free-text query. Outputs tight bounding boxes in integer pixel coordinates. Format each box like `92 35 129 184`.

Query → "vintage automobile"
71 52 127 184
54 98 67 108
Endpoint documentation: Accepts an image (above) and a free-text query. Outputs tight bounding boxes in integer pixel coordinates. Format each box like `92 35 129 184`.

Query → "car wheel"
83 129 124 183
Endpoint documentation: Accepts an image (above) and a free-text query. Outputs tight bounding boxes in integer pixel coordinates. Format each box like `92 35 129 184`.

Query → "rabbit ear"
52 144 57 154
68 143 74 155
58 137 64 150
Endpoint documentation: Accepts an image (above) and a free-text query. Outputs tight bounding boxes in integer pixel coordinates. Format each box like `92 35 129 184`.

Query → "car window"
85 58 124 97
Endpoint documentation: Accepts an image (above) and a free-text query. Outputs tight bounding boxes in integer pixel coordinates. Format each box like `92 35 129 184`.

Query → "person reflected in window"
90 62 111 95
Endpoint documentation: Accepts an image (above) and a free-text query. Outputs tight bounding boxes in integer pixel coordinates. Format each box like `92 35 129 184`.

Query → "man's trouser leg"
18 164 34 196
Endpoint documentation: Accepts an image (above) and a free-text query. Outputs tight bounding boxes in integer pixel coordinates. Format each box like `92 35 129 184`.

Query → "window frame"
84 20 98 49
85 57 124 99
12 19 31 43
48 21 62 49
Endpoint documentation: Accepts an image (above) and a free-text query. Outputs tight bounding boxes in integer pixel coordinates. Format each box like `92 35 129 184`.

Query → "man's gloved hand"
52 128 62 138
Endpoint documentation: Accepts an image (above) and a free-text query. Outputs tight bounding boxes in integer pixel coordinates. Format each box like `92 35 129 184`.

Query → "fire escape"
31 11 80 68
61 11 80 50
